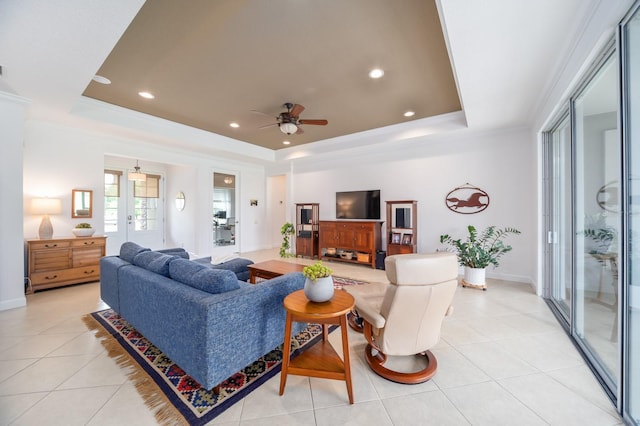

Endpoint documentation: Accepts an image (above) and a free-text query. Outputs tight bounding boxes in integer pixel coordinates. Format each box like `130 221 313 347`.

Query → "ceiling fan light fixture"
279 122 298 135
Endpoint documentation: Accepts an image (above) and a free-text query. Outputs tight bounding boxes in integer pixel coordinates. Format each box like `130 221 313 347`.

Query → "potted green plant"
439 225 520 288
279 222 295 258
302 261 334 302
72 222 95 237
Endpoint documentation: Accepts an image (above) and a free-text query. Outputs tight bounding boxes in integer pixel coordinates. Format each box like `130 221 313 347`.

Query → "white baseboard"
0 296 27 311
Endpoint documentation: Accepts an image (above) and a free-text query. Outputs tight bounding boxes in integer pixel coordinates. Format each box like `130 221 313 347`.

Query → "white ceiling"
0 0 603 162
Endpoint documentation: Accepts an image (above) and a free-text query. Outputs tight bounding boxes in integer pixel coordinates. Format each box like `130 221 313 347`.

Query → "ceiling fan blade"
298 119 328 126
258 123 278 129
250 109 274 118
295 126 305 135
289 103 305 117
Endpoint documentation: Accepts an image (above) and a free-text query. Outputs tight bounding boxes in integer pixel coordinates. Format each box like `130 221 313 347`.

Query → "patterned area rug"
332 275 368 289
83 309 336 425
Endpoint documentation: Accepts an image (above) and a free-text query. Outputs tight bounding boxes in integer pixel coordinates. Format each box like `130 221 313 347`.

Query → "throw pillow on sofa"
120 241 151 263
132 251 176 277
169 258 240 294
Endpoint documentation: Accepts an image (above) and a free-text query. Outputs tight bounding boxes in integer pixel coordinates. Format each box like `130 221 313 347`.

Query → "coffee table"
279 289 355 404
247 259 305 284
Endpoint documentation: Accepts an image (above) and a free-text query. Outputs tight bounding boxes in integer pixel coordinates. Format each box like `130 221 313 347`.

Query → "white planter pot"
72 228 95 237
464 267 486 286
303 276 335 302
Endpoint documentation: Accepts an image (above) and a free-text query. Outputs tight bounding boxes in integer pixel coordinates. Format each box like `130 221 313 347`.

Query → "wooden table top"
247 260 306 275
283 289 355 319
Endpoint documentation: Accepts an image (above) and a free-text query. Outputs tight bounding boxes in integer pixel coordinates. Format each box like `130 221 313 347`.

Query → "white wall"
285 126 536 284
22 120 270 260
267 175 288 248
0 93 29 310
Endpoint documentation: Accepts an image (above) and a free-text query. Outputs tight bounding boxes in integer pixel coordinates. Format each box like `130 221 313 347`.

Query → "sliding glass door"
545 113 573 322
622 3 640 422
572 50 621 391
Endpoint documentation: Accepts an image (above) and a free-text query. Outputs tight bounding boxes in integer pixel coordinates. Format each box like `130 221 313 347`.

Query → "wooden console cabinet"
26 236 106 292
319 221 382 268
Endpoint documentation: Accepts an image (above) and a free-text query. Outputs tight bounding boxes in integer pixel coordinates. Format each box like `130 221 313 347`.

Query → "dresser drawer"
29 240 71 250
31 265 100 286
72 247 103 267
31 249 71 272
70 238 106 248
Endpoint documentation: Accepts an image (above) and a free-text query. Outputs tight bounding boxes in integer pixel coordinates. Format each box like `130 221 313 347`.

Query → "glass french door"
127 172 165 249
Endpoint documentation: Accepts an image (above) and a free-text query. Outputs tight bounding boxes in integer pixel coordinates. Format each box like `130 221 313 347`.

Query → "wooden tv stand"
318 220 382 269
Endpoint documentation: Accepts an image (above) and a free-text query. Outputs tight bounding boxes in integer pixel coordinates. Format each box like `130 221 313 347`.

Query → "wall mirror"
175 191 186 211
72 189 92 218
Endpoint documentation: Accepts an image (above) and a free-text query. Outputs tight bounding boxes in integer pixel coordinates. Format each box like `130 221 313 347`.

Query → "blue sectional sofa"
100 242 306 390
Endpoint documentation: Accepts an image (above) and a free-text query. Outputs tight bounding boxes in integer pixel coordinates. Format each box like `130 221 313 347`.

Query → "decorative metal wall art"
445 183 490 214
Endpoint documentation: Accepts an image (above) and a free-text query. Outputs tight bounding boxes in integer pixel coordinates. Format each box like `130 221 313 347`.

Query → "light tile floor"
0 249 623 425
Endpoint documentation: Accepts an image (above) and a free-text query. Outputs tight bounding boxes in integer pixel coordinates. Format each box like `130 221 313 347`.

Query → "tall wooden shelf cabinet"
295 203 319 258
386 200 417 256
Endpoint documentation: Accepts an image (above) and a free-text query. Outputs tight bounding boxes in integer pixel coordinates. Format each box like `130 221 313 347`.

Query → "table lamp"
31 197 62 239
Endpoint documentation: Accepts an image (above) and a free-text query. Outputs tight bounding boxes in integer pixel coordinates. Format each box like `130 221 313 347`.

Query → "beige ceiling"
82 0 461 150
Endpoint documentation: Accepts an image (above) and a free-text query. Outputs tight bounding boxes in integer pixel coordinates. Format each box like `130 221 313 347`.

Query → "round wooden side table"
279 289 355 404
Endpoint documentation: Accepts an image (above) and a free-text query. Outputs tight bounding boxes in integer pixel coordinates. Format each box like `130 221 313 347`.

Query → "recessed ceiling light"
403 111 415 117
369 68 384 79
282 140 291 145
92 75 111 85
138 91 155 99
230 122 239 128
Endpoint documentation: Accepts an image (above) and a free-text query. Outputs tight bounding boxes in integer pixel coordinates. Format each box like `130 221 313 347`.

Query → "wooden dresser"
26 236 106 292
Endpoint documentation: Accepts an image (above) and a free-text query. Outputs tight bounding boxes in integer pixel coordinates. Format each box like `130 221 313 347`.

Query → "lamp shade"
128 171 147 181
128 160 147 181
30 198 62 215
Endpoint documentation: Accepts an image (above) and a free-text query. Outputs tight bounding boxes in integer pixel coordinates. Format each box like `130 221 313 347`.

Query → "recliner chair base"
364 344 438 384
363 321 438 384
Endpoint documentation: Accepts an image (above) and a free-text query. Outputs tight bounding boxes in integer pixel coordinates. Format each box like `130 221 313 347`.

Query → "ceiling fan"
255 103 328 135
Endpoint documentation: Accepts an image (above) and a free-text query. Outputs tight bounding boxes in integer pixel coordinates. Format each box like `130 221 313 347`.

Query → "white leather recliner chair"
344 252 458 384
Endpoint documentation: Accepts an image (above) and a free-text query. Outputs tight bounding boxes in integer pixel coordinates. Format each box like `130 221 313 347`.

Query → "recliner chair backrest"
378 253 458 355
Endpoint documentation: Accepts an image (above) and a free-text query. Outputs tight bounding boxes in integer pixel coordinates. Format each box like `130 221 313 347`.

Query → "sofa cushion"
193 256 254 281
156 248 189 259
169 258 240 294
120 242 151 263
132 251 176 277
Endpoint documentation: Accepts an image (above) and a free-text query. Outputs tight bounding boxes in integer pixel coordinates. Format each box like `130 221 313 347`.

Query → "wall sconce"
30 197 62 239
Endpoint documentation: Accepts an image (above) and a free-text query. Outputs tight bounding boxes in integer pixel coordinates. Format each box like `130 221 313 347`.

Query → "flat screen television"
336 190 381 220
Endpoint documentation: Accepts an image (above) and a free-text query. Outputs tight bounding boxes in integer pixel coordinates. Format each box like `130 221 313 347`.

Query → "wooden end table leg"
340 314 354 404
279 312 293 395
